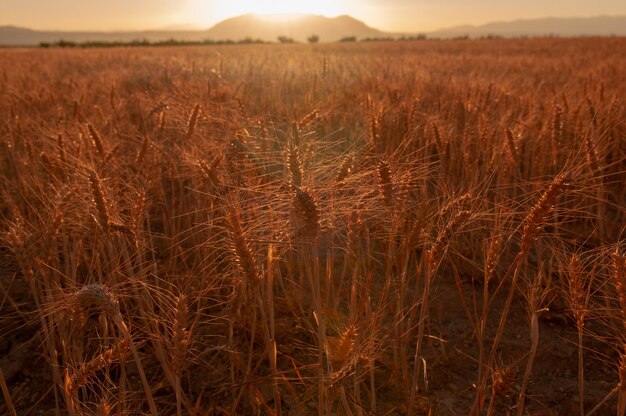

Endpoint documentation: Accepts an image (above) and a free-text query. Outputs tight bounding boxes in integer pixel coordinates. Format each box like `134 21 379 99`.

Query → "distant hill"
0 14 386 46
0 26 210 46
431 15 626 38
1 14 626 46
205 14 386 42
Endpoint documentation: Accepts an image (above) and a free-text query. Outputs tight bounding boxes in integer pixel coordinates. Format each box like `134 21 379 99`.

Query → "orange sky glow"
1 0 626 32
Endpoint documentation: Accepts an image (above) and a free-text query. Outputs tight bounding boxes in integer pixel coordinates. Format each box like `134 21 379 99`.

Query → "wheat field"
0 37 625 415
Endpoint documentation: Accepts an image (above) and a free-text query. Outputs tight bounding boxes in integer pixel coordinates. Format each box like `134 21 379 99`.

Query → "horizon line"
2 13 626 34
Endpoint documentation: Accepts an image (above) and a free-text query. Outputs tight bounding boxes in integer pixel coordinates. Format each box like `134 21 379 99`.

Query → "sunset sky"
2 0 626 32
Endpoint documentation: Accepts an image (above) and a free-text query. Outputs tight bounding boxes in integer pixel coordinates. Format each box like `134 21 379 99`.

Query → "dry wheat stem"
0 368 16 416
67 339 129 393
87 123 105 157
287 142 304 189
473 173 569 415
70 284 158 416
185 103 201 141
227 208 260 284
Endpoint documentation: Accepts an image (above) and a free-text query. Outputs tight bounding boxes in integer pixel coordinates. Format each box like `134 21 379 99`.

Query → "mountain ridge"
205 14 386 42
0 14 385 45
431 15 626 37
1 14 626 46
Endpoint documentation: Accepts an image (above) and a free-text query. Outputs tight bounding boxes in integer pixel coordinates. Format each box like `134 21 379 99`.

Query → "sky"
2 0 626 32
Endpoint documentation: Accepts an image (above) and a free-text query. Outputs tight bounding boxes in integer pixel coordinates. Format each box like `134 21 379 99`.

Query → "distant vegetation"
35 33 546 48
38 34 437 48
39 37 268 48
307 34 320 44
276 35 295 44
362 34 428 42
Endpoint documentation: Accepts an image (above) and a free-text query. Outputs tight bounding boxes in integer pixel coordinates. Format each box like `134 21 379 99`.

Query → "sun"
187 0 349 25
224 0 345 16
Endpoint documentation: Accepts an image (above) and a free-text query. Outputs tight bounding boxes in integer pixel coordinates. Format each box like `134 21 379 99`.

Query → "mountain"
1 14 626 46
431 15 626 38
0 14 386 46
0 26 210 46
205 14 386 42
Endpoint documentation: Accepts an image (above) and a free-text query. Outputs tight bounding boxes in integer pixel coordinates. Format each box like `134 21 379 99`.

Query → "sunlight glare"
190 0 349 25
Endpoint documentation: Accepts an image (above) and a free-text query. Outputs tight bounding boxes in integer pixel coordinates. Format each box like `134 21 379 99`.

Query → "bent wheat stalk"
472 173 569 415
70 285 158 416
0 368 16 416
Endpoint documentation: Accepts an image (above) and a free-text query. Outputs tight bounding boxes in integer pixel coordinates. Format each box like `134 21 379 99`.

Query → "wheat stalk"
88 171 131 234
170 294 191 416
299 109 320 128
67 339 129 393
88 171 111 229
428 210 472 267
519 173 569 256
568 254 586 416
612 249 626 416
0 368 16 416
291 186 321 241
377 160 394 208
286 141 304 189
68 284 158 416
226 208 260 284
474 173 570 414
185 103 201 141
86 123 105 157
335 155 355 183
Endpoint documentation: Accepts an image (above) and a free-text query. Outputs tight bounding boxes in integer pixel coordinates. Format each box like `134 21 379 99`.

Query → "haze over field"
1 14 626 46
1 0 626 36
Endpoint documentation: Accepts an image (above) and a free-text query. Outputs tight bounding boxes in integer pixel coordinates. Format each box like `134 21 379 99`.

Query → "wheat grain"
86 123 105 157
291 186 321 241
185 103 201 141
519 173 569 255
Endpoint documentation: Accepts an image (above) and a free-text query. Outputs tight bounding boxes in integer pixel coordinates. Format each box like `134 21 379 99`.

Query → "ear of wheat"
520 173 569 255
291 186 320 241
226 208 260 284
185 103 201 141
86 123 105 157
377 160 394 207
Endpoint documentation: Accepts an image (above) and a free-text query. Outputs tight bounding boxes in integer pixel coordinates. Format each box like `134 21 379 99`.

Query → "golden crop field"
0 37 625 415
